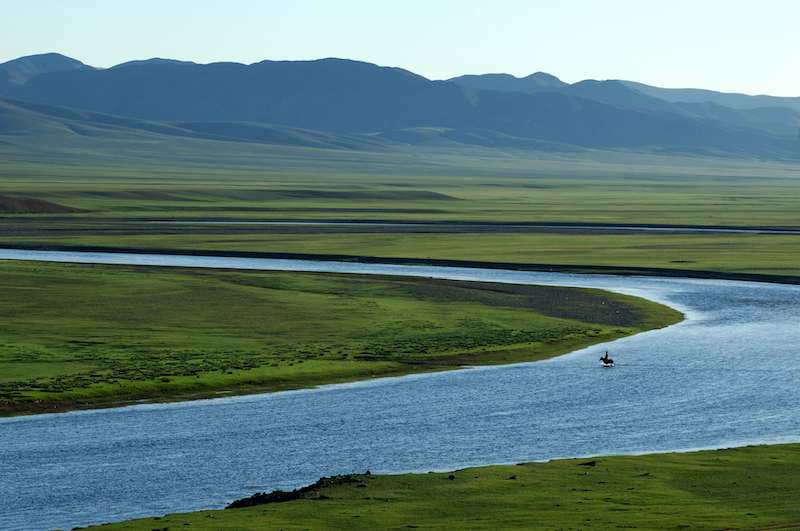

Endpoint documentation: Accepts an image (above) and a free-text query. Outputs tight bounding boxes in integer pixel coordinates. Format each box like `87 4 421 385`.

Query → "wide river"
0 249 799 531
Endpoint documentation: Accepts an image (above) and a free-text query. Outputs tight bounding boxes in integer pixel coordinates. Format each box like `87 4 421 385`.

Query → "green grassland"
0 260 681 416
1 132 800 225
2 146 800 225
99 443 800 530
1 141 799 281
7 227 799 277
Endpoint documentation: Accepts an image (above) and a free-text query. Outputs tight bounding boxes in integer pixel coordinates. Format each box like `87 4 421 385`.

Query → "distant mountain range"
1 52 798 158
450 74 800 137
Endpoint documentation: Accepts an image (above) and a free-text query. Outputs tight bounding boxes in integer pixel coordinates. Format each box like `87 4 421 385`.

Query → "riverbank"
4 251 799 531
0 260 682 417
3 243 800 285
96 443 800 530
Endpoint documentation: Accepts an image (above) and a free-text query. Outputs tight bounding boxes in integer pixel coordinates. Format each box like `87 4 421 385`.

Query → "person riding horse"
600 351 614 366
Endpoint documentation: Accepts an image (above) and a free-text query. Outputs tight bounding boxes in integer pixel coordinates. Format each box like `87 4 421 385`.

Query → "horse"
600 351 615 367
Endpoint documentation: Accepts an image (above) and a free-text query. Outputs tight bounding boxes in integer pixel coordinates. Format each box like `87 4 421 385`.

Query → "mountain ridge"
0 53 92 86
619 80 800 113
1 53 798 158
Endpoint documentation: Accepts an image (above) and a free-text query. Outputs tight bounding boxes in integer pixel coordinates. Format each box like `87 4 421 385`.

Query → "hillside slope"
0 97 392 151
621 79 800 112
0 55 796 157
450 73 800 137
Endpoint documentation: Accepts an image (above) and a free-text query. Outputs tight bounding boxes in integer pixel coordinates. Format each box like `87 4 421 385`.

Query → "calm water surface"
0 249 798 530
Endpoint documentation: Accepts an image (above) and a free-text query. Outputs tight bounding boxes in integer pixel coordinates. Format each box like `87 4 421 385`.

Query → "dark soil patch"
227 474 369 508
0 195 80 213
398 278 646 327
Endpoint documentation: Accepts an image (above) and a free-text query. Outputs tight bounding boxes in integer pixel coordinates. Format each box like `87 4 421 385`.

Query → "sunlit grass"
102 444 800 530
0 261 680 415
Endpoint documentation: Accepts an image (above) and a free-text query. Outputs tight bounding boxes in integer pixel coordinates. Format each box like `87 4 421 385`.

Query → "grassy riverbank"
2 148 800 279
0 261 681 416
98 443 800 530
8 229 799 279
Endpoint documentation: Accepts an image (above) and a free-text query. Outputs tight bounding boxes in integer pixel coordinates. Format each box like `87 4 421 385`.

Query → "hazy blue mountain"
447 72 566 93
452 73 800 114
448 73 671 111
1 54 798 157
112 58 198 69
0 53 92 87
570 81 800 136
0 95 579 153
621 80 800 113
566 80 676 112
3 58 437 130
0 97 209 138
670 101 800 136
0 97 391 150
450 72 800 137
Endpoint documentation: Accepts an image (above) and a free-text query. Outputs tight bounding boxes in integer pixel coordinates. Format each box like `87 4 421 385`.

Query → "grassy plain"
100 443 800 530
2 145 800 278
0 134 799 224
6 227 799 277
0 260 680 415
2 149 800 225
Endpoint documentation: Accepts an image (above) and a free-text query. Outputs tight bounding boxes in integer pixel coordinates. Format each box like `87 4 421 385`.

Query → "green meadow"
2 145 800 225
2 143 800 281
0 260 680 416
8 228 798 277
99 443 800 531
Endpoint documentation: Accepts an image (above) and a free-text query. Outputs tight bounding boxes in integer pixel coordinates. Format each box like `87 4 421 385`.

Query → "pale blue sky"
2 0 798 96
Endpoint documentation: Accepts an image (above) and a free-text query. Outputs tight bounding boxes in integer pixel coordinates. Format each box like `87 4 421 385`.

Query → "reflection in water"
0 249 798 530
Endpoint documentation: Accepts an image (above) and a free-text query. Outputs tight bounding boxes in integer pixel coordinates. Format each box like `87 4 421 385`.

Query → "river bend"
0 249 798 530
